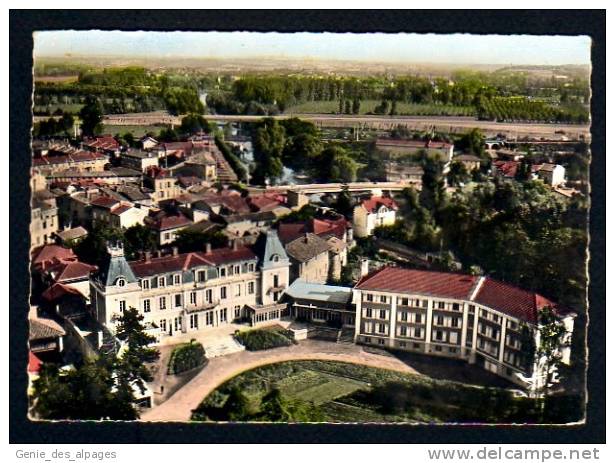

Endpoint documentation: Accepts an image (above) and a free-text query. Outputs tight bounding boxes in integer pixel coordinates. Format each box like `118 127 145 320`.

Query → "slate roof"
56 226 88 242
98 253 138 286
286 279 353 305
253 230 289 269
285 233 331 263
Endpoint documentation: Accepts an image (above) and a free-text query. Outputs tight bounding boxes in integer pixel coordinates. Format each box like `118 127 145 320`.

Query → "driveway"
140 339 418 422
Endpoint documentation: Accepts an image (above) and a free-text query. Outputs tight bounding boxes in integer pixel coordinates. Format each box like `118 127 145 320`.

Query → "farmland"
286 100 476 117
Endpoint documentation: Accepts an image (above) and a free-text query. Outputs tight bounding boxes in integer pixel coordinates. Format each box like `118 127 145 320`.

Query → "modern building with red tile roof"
353 265 575 391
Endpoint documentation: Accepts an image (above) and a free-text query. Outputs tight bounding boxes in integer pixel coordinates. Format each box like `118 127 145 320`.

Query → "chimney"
360 258 370 278
304 232 309 243
232 240 238 251
97 330 104 349
205 243 212 254
144 251 151 262
172 246 179 256
155 250 162 258
29 305 38 320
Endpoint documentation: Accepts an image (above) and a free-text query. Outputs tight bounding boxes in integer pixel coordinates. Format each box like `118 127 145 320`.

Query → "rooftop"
286 279 353 305
286 233 331 263
359 196 398 213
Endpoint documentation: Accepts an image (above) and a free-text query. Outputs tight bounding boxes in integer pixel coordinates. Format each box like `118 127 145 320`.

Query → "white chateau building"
351 266 576 393
90 230 290 341
352 196 398 238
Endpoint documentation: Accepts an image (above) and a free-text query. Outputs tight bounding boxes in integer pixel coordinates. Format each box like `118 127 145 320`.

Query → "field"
286 100 475 117
191 360 581 424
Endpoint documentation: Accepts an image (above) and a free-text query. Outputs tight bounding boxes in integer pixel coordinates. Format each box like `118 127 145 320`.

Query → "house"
109 204 149 229
83 135 121 157
493 160 519 179
285 233 332 284
145 212 193 245
29 310 66 356
55 226 89 246
32 150 108 176
121 150 159 172
220 211 278 239
453 154 482 172
352 266 575 392
45 167 141 186
278 215 351 245
31 192 60 251
285 279 356 328
89 231 290 341
352 195 398 238
35 250 97 303
144 167 182 203
383 162 423 183
140 136 158 150
170 152 217 182
534 163 566 187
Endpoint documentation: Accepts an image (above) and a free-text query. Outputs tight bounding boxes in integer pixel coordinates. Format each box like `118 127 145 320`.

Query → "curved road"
140 340 418 422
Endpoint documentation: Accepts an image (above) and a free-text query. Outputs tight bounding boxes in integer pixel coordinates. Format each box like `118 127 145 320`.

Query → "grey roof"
286 279 353 304
56 226 88 242
123 149 155 159
285 233 331 263
98 250 138 286
29 317 66 341
222 211 277 224
254 230 289 269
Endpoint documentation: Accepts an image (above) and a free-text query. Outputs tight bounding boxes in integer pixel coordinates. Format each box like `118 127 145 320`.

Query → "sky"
34 31 592 66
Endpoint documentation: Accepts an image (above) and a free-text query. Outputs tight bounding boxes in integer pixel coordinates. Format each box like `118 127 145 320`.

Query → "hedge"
235 327 296 351
167 341 206 375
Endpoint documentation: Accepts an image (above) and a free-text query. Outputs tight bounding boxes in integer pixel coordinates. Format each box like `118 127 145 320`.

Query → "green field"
191 360 581 424
286 100 475 117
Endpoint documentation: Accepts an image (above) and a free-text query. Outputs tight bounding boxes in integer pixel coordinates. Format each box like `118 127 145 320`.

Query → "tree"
180 113 212 135
123 223 158 260
73 224 124 266
113 307 160 397
352 97 361 115
32 358 137 420
389 99 398 116
172 228 227 254
59 112 75 136
344 99 352 114
456 128 486 158
333 184 354 217
536 307 569 396
419 155 446 212
447 161 470 187
79 96 104 137
251 118 286 185
259 388 292 422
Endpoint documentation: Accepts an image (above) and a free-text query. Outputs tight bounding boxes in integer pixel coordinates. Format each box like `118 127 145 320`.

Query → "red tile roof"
41 282 85 301
359 196 398 213
493 160 519 178
356 267 478 300
130 246 257 277
474 278 556 324
32 150 106 166
248 194 285 212
148 214 192 231
110 204 132 216
278 217 348 244
47 260 97 282
84 136 120 151
355 266 564 324
28 351 42 374
31 245 77 270
90 196 120 209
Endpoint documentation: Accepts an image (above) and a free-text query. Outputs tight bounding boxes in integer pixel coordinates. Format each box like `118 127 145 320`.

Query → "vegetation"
214 135 248 182
191 360 583 423
234 326 296 351
32 308 159 420
171 228 227 254
167 341 206 375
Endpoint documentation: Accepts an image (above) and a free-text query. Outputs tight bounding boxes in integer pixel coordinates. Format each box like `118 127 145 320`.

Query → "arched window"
271 254 280 263
116 278 126 287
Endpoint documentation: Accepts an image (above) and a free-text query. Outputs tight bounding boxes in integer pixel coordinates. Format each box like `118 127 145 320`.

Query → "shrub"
167 341 206 375
235 327 295 351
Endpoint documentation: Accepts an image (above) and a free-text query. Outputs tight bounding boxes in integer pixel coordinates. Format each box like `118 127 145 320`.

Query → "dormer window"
116 278 126 287
271 254 280 263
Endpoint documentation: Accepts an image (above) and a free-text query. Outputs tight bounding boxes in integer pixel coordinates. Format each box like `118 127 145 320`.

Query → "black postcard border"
9 9 606 444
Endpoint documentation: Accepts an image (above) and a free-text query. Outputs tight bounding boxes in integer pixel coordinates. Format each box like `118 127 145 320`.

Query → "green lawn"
192 360 583 424
286 100 475 117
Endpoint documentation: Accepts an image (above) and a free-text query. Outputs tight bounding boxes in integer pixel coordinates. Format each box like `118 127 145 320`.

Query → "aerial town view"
28 31 591 424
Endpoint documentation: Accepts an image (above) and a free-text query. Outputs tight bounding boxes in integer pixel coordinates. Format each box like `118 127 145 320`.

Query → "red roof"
278 217 348 244
360 196 398 213
84 136 120 151
32 150 106 166
90 196 120 209
41 282 85 302
110 204 132 216
474 278 557 324
493 160 519 178
356 267 478 300
355 266 563 324
47 260 97 282
31 245 77 270
28 351 42 374
248 194 285 212
130 246 257 277
149 214 192 231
